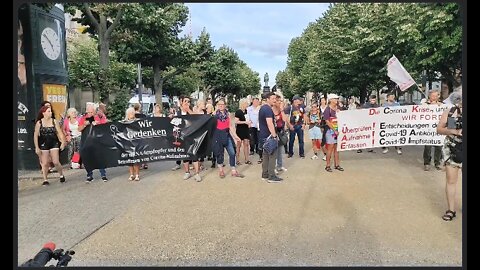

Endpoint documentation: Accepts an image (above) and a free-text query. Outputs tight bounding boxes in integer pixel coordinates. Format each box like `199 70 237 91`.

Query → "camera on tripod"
51 248 75 266
20 242 75 267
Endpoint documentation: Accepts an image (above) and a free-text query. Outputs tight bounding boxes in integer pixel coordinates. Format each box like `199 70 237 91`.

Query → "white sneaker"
183 172 191 180
172 164 181 171
278 167 287 172
397 149 402 155
382 148 389 154
274 169 279 174
322 155 326 161
194 174 202 182
311 155 319 160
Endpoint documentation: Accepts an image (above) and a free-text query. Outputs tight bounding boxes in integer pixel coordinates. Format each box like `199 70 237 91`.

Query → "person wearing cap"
381 93 403 155
323 93 344 172
284 95 306 158
436 88 462 221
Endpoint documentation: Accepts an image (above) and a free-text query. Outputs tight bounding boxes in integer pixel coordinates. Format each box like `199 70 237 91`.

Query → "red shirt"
78 113 108 126
216 116 230 130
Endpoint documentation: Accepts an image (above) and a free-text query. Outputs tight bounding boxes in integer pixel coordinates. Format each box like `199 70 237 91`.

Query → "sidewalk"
17 164 84 190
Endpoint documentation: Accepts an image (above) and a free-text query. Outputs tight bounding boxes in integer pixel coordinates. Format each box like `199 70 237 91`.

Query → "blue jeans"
288 125 305 156
213 129 237 168
276 146 283 168
86 168 106 178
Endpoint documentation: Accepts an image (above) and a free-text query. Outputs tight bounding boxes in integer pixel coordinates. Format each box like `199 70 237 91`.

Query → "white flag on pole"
387 55 416 91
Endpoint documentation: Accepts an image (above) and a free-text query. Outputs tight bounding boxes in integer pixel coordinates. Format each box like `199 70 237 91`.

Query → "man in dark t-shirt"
258 92 283 183
284 95 306 158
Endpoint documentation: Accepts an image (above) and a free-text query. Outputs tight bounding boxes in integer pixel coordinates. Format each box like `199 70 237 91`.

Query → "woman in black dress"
235 99 252 165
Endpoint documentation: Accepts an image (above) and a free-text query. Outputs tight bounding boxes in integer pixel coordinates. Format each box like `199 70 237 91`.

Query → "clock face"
40 27 61 60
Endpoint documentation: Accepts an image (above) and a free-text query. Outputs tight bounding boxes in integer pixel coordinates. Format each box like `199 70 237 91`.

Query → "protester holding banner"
194 100 208 171
33 105 67 186
204 103 216 168
436 90 462 221
152 104 164 117
133 103 149 170
348 97 358 110
213 99 244 179
422 89 443 171
122 107 141 181
206 103 214 115
381 93 403 155
78 103 108 183
175 95 202 181
323 94 344 172
360 95 380 153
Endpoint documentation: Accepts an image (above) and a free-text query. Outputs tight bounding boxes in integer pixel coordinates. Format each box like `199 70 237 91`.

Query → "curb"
18 165 80 182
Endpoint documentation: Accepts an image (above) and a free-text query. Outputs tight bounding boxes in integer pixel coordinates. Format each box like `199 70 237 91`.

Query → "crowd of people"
32 87 462 221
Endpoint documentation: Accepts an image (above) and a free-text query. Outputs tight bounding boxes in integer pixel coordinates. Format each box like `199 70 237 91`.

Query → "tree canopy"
280 3 462 103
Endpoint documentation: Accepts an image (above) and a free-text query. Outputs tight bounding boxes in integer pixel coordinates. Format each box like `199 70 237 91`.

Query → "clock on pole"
40 27 61 60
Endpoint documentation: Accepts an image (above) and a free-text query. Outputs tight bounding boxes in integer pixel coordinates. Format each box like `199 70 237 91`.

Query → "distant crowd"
32 86 462 221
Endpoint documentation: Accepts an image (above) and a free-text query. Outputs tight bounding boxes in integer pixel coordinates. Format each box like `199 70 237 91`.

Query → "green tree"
67 36 136 102
107 88 130 122
284 3 462 103
65 3 125 103
111 3 195 111
203 45 242 100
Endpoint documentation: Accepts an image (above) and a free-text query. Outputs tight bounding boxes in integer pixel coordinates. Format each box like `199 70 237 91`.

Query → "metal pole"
137 63 143 105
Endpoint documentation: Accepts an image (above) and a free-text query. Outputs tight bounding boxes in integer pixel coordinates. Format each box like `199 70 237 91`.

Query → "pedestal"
263 86 271 94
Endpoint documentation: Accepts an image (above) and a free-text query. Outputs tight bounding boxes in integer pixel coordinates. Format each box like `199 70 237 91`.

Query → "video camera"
20 242 75 267
447 115 462 130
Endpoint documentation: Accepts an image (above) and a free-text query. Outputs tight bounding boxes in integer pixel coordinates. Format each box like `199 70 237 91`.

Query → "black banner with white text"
80 115 216 171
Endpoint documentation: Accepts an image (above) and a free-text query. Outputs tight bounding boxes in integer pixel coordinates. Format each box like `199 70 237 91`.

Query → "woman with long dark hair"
33 106 66 185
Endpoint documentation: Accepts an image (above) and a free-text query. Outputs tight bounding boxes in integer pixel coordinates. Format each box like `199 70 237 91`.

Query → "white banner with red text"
336 105 447 151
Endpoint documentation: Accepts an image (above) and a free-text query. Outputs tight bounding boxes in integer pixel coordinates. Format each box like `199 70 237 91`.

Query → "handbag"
263 135 278 155
278 129 288 146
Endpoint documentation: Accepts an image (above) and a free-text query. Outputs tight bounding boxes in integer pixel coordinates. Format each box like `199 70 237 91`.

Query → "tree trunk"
359 88 368 104
98 15 109 69
440 67 461 94
153 61 164 111
95 16 110 104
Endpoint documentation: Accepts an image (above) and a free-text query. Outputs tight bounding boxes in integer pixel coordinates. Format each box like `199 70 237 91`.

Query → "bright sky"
184 3 330 87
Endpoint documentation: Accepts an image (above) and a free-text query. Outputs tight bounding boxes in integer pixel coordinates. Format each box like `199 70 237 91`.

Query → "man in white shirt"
247 97 260 156
422 89 443 171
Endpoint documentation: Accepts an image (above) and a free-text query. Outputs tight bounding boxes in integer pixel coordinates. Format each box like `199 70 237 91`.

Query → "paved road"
17 145 462 266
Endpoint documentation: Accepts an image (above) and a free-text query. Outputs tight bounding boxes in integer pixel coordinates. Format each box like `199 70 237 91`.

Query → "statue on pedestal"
264 72 269 87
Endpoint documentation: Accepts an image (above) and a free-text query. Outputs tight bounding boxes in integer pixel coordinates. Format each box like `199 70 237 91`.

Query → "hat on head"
292 95 303 101
327 93 340 101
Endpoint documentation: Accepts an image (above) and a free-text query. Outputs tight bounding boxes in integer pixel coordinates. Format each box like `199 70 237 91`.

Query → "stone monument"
263 72 271 94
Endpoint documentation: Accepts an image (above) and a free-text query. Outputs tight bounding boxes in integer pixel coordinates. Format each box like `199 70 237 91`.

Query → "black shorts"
39 138 60 150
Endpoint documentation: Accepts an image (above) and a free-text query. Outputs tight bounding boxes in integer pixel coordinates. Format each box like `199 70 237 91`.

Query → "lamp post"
137 63 143 105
